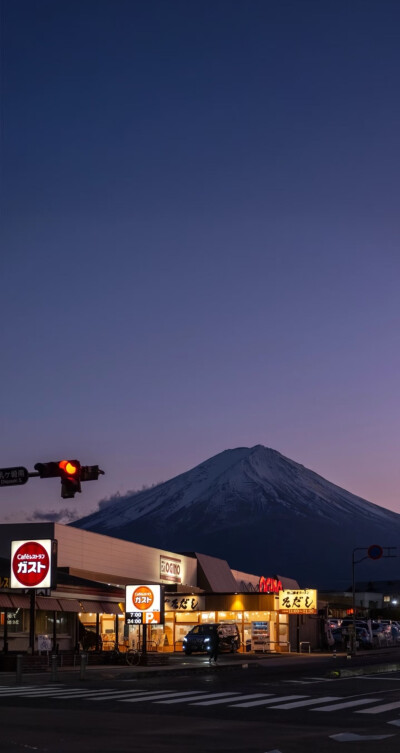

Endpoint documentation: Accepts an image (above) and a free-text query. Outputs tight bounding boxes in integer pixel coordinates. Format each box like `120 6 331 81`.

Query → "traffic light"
58 460 81 499
80 465 104 482
34 462 61 478
34 459 81 499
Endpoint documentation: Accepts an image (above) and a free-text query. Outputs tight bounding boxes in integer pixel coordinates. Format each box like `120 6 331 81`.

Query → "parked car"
182 623 240 655
328 618 342 629
355 627 372 649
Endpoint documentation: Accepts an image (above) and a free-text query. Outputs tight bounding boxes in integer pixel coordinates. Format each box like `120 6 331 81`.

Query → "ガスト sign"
125 584 164 625
10 540 54 589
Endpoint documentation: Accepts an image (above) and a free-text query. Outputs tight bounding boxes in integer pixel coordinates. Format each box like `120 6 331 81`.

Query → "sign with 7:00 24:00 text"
125 584 165 625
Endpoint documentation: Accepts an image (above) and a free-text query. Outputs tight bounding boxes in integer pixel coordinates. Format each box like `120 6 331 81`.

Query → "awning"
0 594 13 608
10 595 30 609
57 598 82 613
36 597 61 611
79 600 104 613
101 602 123 615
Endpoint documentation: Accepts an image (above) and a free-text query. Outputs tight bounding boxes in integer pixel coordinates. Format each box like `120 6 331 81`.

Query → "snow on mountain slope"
72 446 400 588
75 445 399 531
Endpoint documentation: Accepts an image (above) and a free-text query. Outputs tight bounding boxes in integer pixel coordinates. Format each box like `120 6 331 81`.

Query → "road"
1 659 400 752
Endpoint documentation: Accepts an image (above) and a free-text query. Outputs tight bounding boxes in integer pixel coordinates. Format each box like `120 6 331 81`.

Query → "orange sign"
132 586 154 611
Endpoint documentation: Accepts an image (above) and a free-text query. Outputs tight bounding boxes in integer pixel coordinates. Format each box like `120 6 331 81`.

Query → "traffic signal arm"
80 465 105 482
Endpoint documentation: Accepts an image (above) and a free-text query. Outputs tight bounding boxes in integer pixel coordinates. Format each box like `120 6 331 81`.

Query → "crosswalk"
0 684 400 721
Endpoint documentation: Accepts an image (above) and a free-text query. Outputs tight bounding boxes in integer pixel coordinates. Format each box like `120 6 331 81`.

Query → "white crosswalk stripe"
86 690 173 701
190 693 273 706
270 696 341 709
156 692 239 705
229 695 307 708
312 698 383 712
121 690 210 703
356 700 400 714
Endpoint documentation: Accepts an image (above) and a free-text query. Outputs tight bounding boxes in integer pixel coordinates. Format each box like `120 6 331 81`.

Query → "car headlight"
183 637 187 642
204 637 210 642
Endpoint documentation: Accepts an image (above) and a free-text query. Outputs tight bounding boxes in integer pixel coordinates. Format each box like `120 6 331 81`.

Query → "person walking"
208 627 220 664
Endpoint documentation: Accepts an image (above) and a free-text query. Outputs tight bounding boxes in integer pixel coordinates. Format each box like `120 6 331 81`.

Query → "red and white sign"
11 540 53 589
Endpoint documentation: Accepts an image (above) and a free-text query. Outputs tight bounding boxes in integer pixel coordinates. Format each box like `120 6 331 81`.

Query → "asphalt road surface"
2 663 400 752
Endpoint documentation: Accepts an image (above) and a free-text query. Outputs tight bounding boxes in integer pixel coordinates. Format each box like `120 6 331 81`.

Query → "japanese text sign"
278 588 317 614
125 584 164 625
11 539 56 589
165 594 205 612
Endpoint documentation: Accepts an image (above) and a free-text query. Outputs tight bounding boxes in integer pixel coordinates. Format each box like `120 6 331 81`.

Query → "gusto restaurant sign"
125 584 165 625
10 539 57 589
258 576 283 593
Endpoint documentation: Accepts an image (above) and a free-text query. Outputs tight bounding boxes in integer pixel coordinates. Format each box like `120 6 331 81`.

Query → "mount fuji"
72 446 400 588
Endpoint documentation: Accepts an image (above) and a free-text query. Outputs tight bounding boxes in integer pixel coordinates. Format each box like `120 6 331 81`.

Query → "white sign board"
10 539 54 589
125 584 164 625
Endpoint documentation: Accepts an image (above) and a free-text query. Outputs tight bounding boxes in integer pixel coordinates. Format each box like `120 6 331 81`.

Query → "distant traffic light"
34 459 84 499
2 460 104 500
58 460 81 499
80 465 104 482
34 462 61 478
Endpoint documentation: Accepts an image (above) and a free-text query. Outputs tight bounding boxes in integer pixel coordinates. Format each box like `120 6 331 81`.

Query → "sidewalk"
1 646 400 685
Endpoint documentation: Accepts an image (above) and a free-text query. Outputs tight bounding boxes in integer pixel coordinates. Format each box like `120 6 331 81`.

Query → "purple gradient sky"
1 0 399 524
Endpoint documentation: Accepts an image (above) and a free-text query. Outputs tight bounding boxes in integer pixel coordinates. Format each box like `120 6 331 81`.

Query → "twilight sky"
1 0 399 525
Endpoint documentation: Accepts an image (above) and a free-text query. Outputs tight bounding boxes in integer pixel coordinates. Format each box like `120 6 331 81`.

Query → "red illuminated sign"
258 576 283 593
11 541 50 588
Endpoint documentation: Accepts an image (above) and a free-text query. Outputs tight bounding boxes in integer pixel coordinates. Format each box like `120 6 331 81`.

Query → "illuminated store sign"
258 576 283 593
279 589 317 614
165 595 205 612
125 584 165 625
10 539 57 589
160 555 182 584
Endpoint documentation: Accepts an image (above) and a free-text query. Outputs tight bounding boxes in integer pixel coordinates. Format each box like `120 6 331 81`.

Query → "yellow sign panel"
279 589 317 614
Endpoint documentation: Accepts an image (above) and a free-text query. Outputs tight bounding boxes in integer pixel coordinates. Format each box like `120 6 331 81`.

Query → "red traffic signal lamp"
58 460 81 499
34 459 81 499
34 460 104 499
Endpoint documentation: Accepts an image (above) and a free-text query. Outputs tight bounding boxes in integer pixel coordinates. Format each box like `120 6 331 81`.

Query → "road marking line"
229 695 308 708
387 720 400 727
85 690 165 700
190 693 273 707
357 700 400 714
313 698 383 712
120 691 209 703
270 696 341 709
156 692 239 705
330 732 395 741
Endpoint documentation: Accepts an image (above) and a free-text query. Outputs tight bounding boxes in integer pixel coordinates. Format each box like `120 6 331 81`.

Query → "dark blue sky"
1 0 399 523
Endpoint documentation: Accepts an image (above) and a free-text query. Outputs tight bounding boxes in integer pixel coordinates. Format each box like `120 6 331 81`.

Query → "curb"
326 661 400 679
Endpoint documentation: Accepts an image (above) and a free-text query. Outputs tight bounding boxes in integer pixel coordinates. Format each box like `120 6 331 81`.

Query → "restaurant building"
0 523 317 656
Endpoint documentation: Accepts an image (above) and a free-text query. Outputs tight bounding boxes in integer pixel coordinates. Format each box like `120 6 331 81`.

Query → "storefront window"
200 612 216 623
4 608 29 634
36 611 74 635
175 612 198 623
217 611 238 622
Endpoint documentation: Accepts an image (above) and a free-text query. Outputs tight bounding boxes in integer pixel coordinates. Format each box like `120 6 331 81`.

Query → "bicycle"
126 648 141 666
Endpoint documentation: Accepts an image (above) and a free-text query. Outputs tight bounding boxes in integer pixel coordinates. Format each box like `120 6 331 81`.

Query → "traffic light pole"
351 545 397 656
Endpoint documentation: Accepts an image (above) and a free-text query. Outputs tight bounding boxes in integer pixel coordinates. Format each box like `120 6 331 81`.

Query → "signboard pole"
142 624 147 656
52 609 57 653
29 590 36 655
